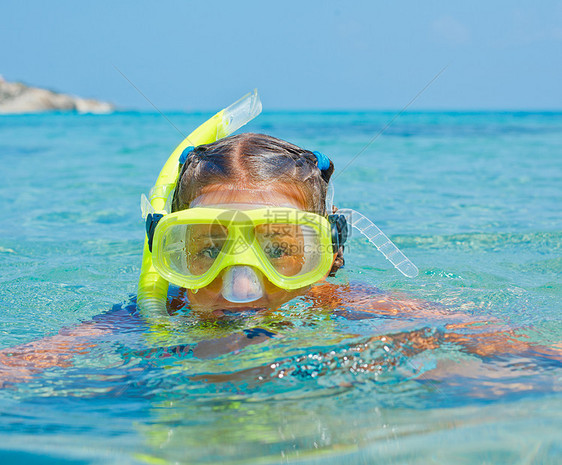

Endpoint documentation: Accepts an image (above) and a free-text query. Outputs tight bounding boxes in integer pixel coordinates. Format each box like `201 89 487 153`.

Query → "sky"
1 0 561 111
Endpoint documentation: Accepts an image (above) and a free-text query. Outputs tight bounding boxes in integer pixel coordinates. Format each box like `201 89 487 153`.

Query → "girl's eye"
265 243 289 259
199 246 221 259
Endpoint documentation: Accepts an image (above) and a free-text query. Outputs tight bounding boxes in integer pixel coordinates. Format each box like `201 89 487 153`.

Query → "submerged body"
2 280 559 395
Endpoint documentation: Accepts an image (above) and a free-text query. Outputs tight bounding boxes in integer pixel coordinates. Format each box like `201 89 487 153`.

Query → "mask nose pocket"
221 266 264 303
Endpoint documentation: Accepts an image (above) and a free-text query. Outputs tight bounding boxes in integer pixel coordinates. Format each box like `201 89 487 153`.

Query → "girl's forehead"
190 184 307 209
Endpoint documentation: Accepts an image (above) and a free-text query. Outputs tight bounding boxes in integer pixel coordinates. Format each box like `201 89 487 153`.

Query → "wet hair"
172 133 344 275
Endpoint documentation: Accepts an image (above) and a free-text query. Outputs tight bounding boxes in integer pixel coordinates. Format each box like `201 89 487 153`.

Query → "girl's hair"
172 133 344 274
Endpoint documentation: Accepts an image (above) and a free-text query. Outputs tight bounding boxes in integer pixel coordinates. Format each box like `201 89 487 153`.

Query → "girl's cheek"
262 281 310 305
187 280 222 305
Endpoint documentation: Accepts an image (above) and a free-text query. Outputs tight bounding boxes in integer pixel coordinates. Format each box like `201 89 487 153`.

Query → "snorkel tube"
137 90 263 317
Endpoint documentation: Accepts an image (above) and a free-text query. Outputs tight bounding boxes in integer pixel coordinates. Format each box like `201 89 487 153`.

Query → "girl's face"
185 184 320 314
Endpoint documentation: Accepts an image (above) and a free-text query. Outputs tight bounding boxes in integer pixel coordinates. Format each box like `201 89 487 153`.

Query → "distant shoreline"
0 76 114 114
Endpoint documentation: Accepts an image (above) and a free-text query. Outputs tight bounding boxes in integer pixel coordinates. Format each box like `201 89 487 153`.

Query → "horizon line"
3 108 562 116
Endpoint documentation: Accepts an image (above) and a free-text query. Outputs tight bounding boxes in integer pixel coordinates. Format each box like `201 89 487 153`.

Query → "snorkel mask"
137 90 418 315
145 206 344 303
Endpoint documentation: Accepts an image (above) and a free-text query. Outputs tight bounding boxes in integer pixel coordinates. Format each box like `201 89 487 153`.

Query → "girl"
156 132 347 314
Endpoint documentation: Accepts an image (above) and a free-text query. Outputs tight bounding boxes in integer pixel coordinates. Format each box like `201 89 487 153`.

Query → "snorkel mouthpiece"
221 266 265 303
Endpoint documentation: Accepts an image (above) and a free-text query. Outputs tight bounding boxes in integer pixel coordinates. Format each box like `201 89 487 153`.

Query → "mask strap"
327 213 349 253
337 208 419 278
145 213 164 253
140 194 164 252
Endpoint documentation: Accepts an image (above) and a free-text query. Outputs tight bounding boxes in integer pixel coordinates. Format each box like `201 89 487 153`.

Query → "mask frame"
149 206 340 290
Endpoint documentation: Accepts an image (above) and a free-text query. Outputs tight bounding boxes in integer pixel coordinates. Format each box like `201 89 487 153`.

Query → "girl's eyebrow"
193 233 227 240
260 231 282 238
259 230 298 239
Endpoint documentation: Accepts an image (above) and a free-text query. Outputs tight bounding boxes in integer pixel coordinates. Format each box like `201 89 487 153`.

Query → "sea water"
0 111 560 464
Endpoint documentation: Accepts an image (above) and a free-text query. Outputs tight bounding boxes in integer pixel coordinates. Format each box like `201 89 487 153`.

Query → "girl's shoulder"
305 281 478 326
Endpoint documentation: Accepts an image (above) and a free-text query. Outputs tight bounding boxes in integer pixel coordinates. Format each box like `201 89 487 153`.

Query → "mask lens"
255 223 322 277
160 223 228 276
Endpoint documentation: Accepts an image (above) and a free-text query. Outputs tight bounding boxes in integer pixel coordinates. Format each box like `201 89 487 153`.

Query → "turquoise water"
0 111 561 464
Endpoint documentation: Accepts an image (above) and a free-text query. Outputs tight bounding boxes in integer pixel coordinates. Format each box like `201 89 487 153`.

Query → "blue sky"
1 0 561 110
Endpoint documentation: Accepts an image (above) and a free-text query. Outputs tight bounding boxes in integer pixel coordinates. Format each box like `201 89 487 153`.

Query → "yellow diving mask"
146 206 344 299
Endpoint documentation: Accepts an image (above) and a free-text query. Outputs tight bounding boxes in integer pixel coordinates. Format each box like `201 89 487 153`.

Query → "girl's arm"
0 305 133 387
307 282 561 361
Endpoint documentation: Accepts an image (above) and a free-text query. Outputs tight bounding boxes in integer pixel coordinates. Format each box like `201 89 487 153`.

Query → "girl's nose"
221 266 264 303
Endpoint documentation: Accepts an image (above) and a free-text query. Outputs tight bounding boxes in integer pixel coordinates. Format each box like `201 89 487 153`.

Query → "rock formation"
0 76 114 114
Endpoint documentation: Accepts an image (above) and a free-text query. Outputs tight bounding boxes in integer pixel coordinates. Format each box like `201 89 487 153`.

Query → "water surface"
0 110 561 464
